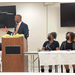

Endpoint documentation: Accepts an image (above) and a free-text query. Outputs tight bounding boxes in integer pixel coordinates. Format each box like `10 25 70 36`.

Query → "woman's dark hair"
66 32 70 35
66 32 75 41
50 32 57 39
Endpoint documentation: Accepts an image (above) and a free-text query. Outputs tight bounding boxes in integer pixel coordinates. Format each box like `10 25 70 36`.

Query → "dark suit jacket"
7 22 29 39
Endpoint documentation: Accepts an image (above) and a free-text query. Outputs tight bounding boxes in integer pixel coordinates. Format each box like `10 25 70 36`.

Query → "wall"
0 2 46 67
0 2 46 50
48 2 75 45
1 2 75 67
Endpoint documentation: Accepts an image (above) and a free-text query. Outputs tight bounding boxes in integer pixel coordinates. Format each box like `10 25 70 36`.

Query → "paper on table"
11 34 24 38
2 34 11 38
2 34 24 38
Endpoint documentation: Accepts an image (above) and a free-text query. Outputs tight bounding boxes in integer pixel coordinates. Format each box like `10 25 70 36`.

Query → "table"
39 50 75 65
24 50 75 73
23 51 40 72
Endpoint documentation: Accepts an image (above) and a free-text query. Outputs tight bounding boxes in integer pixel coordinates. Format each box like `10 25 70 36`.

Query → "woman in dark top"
41 32 59 73
60 32 75 73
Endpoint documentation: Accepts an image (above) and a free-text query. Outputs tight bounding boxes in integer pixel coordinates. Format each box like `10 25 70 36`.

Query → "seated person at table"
60 32 75 73
41 32 59 73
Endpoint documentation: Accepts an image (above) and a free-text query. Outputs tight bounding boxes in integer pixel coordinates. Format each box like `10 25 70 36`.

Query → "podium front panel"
2 38 27 72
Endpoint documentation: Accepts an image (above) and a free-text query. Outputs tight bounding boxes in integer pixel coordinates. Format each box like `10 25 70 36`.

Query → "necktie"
16 24 19 32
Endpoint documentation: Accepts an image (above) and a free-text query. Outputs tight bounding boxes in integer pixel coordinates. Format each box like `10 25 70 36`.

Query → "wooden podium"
2 37 28 72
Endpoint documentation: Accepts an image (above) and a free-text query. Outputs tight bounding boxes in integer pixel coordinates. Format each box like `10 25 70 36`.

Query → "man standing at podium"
1 14 29 39
0 14 29 50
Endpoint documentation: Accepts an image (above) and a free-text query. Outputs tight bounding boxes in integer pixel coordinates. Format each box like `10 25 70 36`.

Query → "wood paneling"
2 37 27 72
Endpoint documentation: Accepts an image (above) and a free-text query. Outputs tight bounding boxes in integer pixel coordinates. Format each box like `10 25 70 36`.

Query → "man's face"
14 15 20 24
14 15 19 22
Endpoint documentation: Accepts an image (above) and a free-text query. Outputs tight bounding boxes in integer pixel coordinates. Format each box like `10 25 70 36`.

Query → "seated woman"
41 32 59 73
60 32 75 73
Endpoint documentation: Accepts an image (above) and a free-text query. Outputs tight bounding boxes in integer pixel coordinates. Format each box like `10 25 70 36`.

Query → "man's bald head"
14 14 22 24
16 15 22 20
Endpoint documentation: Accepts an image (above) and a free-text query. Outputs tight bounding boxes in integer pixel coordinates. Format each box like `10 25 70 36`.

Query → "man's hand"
1 26 7 32
13 31 18 35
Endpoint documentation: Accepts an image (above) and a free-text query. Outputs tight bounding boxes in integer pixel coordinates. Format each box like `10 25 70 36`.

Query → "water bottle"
11 33 13 37
37 48 43 52
37 48 40 52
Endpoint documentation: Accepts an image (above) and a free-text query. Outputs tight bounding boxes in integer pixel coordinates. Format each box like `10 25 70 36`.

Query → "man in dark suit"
1 14 29 39
0 14 29 50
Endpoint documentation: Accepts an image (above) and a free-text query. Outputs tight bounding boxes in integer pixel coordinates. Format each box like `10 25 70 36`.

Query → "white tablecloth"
38 50 75 65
